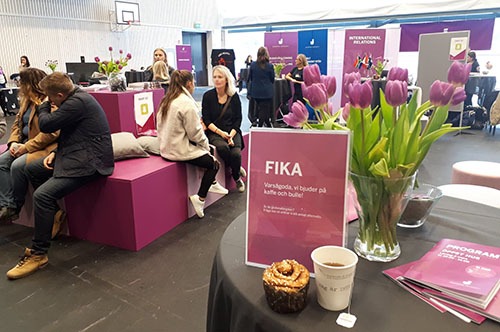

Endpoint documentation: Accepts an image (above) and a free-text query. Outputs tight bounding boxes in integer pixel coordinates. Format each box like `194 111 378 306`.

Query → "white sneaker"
236 178 245 193
240 166 247 178
189 195 205 218
209 182 229 195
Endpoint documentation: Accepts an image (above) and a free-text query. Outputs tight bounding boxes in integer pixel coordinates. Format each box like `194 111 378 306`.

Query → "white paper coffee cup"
311 245 358 311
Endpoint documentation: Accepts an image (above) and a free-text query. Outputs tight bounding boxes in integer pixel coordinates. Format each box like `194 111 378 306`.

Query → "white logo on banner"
134 91 154 127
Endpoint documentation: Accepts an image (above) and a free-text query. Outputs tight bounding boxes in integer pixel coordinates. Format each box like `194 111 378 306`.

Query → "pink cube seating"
64 156 188 251
89 89 164 136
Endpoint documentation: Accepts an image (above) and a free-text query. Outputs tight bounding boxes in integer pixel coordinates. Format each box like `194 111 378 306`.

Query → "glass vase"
108 72 127 92
349 172 416 262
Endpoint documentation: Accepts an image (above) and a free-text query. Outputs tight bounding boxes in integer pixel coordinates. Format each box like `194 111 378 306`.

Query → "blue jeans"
0 150 29 210
25 158 101 254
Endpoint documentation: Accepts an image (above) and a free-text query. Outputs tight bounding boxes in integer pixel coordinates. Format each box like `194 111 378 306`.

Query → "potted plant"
45 60 58 73
274 62 285 78
95 47 132 91
284 62 470 262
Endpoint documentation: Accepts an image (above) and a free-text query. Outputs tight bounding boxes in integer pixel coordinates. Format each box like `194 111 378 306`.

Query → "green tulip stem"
360 108 366 170
392 106 397 127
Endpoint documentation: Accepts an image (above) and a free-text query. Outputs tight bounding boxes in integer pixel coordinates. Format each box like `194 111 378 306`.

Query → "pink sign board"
246 129 351 272
176 45 192 71
342 29 386 105
264 32 298 76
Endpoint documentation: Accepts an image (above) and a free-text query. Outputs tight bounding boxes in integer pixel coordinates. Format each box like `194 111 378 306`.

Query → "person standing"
145 48 175 82
202 65 246 193
464 51 481 107
248 47 275 127
6 72 114 280
286 54 308 103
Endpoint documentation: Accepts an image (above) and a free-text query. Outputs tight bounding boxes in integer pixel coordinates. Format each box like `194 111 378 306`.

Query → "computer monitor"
65 62 99 84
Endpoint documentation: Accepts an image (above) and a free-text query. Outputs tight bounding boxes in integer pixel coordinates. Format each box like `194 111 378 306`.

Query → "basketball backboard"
115 1 140 25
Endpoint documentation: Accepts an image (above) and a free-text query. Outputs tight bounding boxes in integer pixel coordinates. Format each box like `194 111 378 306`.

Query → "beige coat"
7 103 59 163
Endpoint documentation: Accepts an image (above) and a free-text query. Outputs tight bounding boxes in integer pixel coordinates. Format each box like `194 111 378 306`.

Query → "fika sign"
246 128 351 272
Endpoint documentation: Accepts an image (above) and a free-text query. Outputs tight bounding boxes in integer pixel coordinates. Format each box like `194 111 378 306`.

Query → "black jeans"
207 132 242 182
184 153 218 198
255 98 273 127
25 158 100 254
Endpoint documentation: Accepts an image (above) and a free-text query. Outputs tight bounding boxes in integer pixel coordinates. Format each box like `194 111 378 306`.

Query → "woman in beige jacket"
0 68 59 222
157 70 227 218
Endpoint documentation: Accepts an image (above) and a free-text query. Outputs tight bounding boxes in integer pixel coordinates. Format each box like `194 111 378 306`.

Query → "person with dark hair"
286 54 308 103
248 46 275 127
157 70 227 218
19 56 30 72
6 72 114 280
464 51 481 107
144 48 175 82
0 68 59 224
202 65 246 193
467 52 480 73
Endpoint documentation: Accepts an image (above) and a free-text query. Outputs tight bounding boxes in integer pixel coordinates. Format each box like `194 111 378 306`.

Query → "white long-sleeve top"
157 87 210 161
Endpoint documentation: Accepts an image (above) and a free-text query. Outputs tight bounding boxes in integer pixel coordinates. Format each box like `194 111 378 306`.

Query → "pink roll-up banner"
341 29 386 106
246 128 351 272
264 32 298 76
176 45 192 71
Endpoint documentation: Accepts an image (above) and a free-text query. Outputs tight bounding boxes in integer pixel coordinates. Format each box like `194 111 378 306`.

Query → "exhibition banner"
264 32 298 76
298 29 328 75
400 19 494 52
175 45 192 71
246 128 351 272
449 37 468 61
342 29 386 106
134 91 156 136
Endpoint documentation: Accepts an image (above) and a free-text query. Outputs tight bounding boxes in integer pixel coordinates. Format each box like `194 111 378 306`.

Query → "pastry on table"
262 259 310 313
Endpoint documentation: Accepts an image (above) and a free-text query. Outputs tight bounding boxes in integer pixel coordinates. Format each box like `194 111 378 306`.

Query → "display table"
207 197 500 331
89 89 164 136
272 78 292 123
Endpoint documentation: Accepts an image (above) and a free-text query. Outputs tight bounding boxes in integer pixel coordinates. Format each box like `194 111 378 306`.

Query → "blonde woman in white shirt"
157 70 227 218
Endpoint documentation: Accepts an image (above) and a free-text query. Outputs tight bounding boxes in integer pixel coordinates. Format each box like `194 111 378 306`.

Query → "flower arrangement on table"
373 58 389 79
274 62 285 78
45 60 58 73
95 47 132 91
284 61 470 262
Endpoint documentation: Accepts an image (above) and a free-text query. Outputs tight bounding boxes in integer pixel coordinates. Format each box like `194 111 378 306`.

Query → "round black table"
272 78 292 123
207 197 500 332
125 71 146 84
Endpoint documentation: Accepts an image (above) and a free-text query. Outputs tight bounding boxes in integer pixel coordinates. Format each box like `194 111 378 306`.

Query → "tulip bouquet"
95 47 132 76
284 62 470 261
45 60 58 73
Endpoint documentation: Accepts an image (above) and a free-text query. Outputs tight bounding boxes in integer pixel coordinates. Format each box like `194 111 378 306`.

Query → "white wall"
0 0 222 82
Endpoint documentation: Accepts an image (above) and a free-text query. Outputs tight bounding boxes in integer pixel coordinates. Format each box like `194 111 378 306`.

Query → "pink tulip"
94 57 100 63
118 65 123 70
108 46 113 51
321 75 337 98
447 61 471 87
304 83 328 109
126 53 132 60
119 49 123 54
429 80 454 106
303 64 321 86
326 102 333 115
343 72 361 97
385 80 408 107
347 80 373 109
450 87 466 106
342 102 350 121
284 101 309 128
115 60 120 64
387 67 408 82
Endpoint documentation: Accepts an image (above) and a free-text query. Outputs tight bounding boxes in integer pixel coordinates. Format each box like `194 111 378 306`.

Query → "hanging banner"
246 128 351 272
264 32 298 76
175 45 192 71
342 29 386 106
298 29 328 75
449 37 468 61
134 91 156 136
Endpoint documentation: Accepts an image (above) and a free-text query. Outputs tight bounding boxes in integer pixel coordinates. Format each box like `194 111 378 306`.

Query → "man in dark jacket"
6 72 114 279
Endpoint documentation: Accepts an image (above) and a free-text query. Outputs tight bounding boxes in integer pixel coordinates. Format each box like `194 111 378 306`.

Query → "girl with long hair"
145 48 175 81
248 47 275 127
0 68 59 222
157 70 227 218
